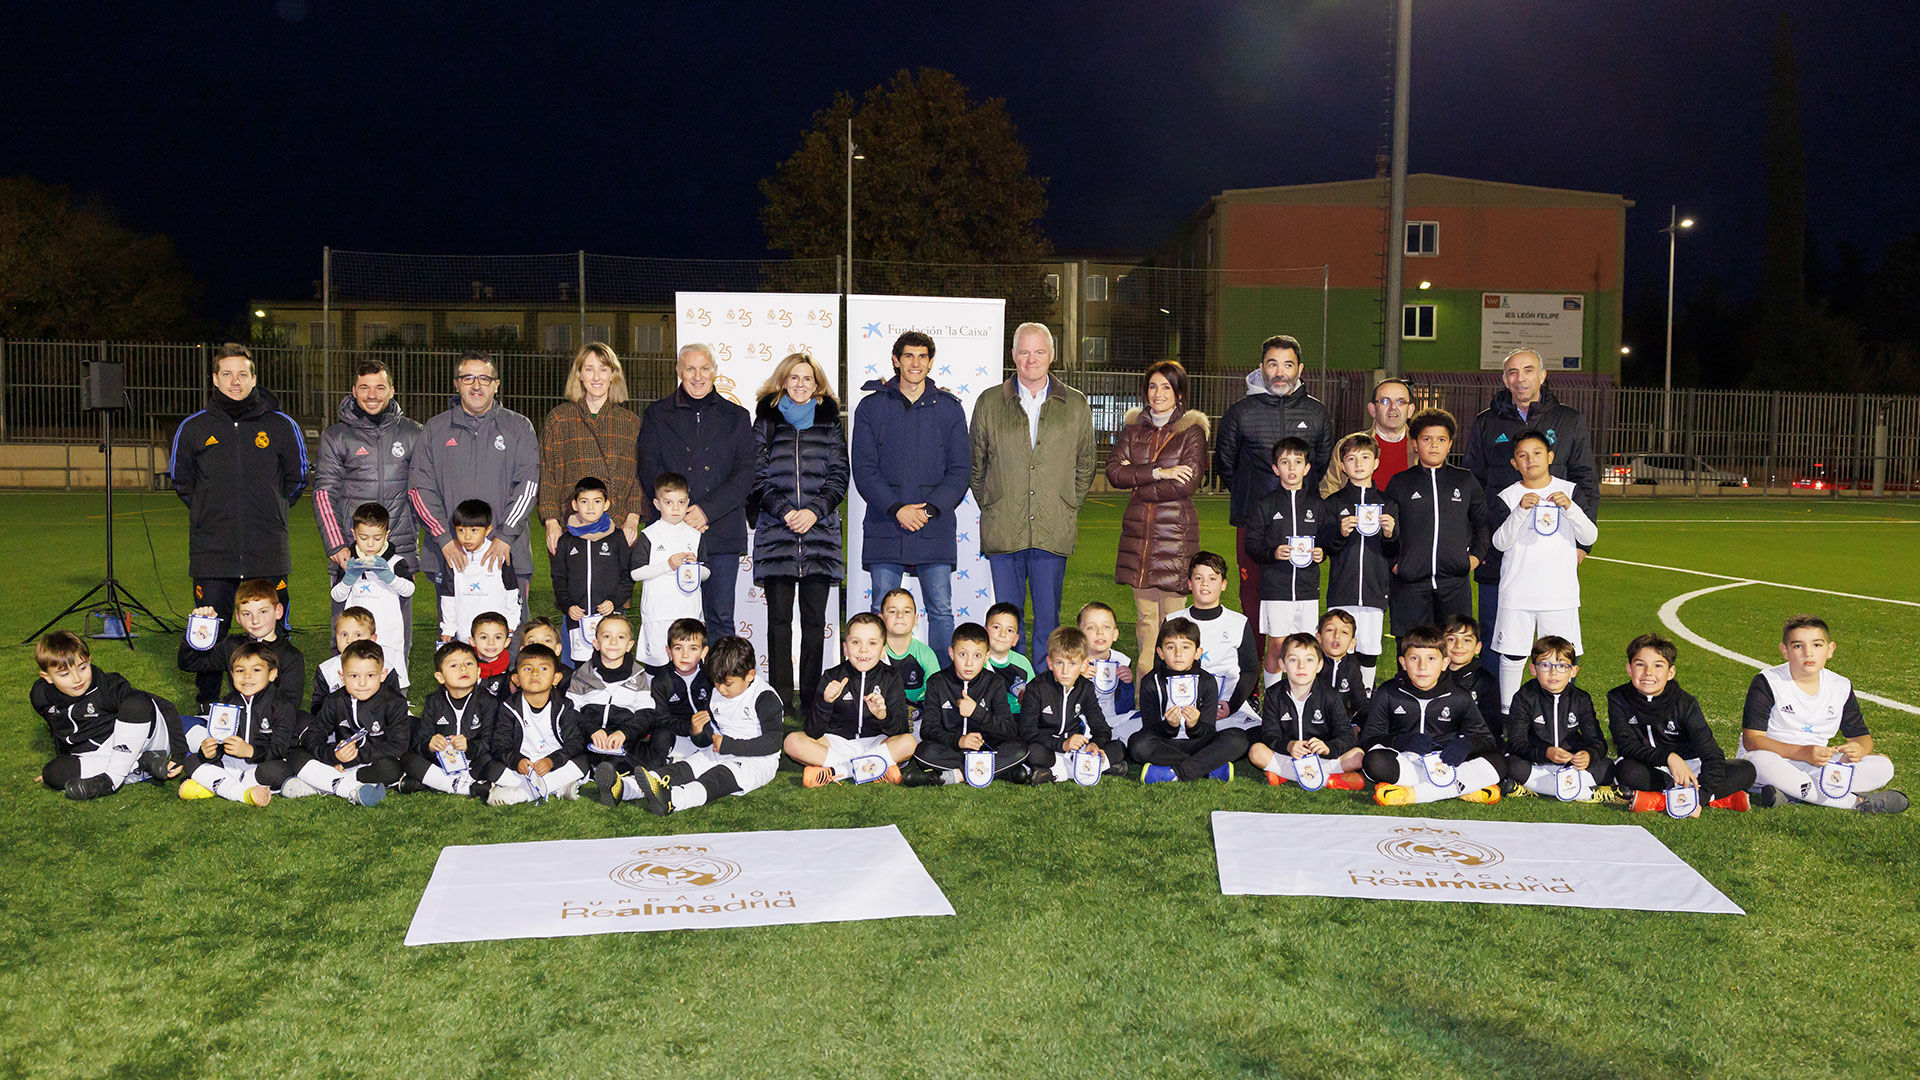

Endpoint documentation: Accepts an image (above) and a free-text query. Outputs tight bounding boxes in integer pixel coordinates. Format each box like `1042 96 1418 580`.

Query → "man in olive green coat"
970 322 1096 661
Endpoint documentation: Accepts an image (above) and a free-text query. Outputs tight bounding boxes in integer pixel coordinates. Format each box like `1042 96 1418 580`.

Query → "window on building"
399 323 427 345
1044 273 1060 300
493 323 520 342
1402 304 1436 340
1405 221 1439 256
1084 274 1109 302
585 324 611 347
544 324 572 353
359 322 390 346
1081 336 1109 365
308 322 334 347
453 321 480 338
632 324 665 356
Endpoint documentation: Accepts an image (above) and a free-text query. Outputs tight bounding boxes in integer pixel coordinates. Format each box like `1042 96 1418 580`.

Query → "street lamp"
845 118 864 295
1660 205 1695 451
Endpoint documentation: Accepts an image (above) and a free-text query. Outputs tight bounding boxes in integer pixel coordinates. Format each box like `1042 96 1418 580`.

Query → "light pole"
845 118 863 295
1659 205 1694 451
1382 0 1412 378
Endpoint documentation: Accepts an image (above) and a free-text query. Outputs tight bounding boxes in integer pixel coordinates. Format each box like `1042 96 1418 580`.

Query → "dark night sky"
5 1 1916 324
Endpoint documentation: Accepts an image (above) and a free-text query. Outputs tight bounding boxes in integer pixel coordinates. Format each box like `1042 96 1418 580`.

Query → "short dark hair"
1188 551 1229 580
1335 433 1378 461
517 643 559 671
985 602 1022 626
706 636 757 683
845 611 885 636
892 331 936 360
230 639 279 672
470 611 510 637
1260 334 1302 360
1408 407 1457 441
572 476 609 501
1280 632 1320 660
1397 626 1445 657
35 630 89 673
1531 636 1578 664
1782 614 1831 642
451 499 493 529
1272 436 1311 464
1156 617 1201 650
212 342 254 376
235 578 280 608
340 638 385 668
1076 601 1116 625
1443 614 1480 640
1627 633 1677 666
434 639 478 670
667 618 707 647
1317 609 1356 634
1512 429 1553 454
879 588 916 610
1142 360 1187 407
519 616 560 641
351 502 389 530
354 358 390 381
950 622 990 649
653 472 690 498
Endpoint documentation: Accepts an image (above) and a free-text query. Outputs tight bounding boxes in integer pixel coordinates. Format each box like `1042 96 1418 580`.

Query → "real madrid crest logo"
610 844 742 891
1375 825 1505 869
255 431 270 448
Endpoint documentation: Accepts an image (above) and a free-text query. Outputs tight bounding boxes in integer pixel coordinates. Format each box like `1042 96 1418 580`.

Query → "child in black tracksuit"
1249 632 1363 789
1244 438 1327 673
1504 635 1612 798
487 645 591 804
1443 615 1505 733
402 640 504 799
789 613 914 785
1020 627 1126 782
645 617 716 756
911 621 1028 785
1382 408 1490 635
1315 610 1374 722
1607 633 1755 814
551 477 637 664
1358 627 1507 804
1319 432 1400 686
284 640 408 804
568 618 674 797
1129 618 1249 782
181 641 297 805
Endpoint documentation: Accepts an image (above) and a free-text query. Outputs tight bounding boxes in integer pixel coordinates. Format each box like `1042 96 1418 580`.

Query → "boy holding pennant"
1245 436 1327 684
1318 433 1398 689
280 639 406 805
630 472 711 666
1160 552 1263 729
435 500 523 645
1020 626 1126 785
1358 626 1508 806
789 613 915 787
1738 616 1906 813
569 614 675 803
1501 635 1616 802
1077 602 1139 743
177 641 294 806
400 640 503 800
908 622 1029 787
629 636 785 816
328 502 415 688
179 577 306 712
1488 431 1598 714
1130 618 1250 783
32 631 183 801
1250 633 1364 790
483 644 589 805
1607 634 1755 816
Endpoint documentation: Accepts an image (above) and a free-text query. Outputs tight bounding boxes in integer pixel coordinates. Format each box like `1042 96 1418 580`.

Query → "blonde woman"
540 342 644 551
750 352 849 712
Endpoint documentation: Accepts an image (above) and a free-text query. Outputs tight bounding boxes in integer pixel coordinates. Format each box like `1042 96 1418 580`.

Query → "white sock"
670 782 707 810
422 764 457 794
546 762 586 789
296 758 345 795
941 768 963 785
190 762 248 803
1498 654 1527 714
1455 757 1500 794
1358 664 1377 689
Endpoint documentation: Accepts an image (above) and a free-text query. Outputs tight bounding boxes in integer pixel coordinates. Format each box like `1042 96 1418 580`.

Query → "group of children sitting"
31 457 1905 821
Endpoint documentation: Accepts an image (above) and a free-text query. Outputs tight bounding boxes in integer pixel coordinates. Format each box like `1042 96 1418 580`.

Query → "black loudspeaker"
83 360 126 411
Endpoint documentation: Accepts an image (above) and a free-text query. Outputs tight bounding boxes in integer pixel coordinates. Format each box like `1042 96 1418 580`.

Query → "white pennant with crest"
1287 535 1314 568
1554 765 1589 802
1665 784 1698 818
1294 753 1327 791
963 750 994 788
675 560 703 595
1355 502 1382 537
1419 751 1455 788
1533 503 1561 535
1071 750 1102 786
206 703 240 742
1819 758 1855 799
848 754 890 784
187 613 221 651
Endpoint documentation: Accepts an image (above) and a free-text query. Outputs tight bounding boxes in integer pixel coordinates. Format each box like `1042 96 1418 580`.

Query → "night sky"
6 1 1915 323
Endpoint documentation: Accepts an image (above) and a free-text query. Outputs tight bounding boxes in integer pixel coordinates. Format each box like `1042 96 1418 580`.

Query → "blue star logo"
939 365 951 375
862 321 881 339
976 588 991 598
955 569 969 580
956 532 969 542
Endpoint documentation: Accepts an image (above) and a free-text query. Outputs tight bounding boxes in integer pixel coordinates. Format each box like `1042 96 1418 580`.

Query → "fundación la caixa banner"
1480 292 1585 371
673 292 843 680
845 294 1006 637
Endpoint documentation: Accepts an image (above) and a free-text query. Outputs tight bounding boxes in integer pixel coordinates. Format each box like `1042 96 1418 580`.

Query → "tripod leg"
20 580 111 644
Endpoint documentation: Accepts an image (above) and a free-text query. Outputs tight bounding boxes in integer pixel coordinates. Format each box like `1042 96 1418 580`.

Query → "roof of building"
1216 173 1633 210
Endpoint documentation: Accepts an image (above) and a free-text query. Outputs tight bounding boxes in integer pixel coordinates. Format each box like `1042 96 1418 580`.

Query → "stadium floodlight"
1660 206 1695 452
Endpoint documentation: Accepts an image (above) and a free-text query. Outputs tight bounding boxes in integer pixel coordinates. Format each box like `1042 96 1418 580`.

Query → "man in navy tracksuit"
1383 408 1490 639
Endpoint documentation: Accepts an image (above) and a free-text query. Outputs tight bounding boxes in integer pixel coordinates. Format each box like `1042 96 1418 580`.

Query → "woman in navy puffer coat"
751 353 849 712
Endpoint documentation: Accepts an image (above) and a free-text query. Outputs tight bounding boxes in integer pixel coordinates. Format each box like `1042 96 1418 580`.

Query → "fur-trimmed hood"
754 391 842 426
1122 406 1209 438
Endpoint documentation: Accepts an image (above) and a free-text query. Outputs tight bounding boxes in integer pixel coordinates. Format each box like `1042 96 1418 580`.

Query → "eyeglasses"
1535 661 1574 673
456 374 499 386
1376 397 1411 408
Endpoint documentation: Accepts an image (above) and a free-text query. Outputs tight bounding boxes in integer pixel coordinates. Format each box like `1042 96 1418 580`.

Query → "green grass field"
4 492 1918 1079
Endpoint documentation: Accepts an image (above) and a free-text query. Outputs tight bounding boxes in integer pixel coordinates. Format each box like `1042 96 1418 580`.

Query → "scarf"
567 513 613 537
778 395 818 430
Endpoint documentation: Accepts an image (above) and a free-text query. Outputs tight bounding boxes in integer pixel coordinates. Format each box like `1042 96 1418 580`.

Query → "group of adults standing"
169 330 1597 709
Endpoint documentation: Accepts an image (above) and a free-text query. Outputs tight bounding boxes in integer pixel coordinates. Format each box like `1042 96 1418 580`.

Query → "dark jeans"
762 574 832 711
703 554 739 643
988 548 1067 662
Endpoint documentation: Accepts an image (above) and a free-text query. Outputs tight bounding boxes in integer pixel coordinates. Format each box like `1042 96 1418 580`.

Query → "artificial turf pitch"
3 491 1917 1079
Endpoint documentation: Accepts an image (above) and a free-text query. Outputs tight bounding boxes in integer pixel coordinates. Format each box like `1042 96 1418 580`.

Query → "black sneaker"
468 780 492 802
592 762 624 807
899 765 944 788
1027 765 1057 786
1755 785 1782 808
138 750 173 785
1857 790 1908 815
636 768 672 816
64 774 114 801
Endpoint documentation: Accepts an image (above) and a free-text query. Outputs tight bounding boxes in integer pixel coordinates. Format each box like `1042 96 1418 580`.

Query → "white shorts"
1259 600 1321 637
1330 605 1385 656
639 618 673 667
680 747 778 795
820 733 893 772
1107 711 1143 745
1490 607 1582 658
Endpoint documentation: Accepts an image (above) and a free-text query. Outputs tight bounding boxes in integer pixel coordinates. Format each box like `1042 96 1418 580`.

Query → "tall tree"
1752 18 1806 388
0 176 205 340
761 68 1052 306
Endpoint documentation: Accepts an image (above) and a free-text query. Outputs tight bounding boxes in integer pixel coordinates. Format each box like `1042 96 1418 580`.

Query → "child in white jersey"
631 472 711 665
1488 430 1598 712
1739 615 1905 813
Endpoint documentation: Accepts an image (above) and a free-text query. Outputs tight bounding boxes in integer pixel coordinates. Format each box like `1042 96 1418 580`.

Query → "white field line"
1644 579 1920 717
1600 518 1917 524
1588 557 1920 608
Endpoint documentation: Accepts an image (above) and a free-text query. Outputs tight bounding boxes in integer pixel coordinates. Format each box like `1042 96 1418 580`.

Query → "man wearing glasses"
1318 378 1416 498
407 351 542 616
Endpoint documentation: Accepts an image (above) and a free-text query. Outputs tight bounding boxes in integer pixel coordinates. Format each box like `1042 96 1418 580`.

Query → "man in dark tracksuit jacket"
636 348 755 642
1383 462 1490 637
1213 341 1334 613
1464 364 1599 674
170 345 308 701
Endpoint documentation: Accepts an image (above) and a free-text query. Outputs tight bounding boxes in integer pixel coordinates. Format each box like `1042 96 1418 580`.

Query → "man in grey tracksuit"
407 352 541 621
312 358 423 659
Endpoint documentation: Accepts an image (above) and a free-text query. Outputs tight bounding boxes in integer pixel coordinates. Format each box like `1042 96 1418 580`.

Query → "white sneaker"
279 777 319 799
553 780 583 801
487 783 530 806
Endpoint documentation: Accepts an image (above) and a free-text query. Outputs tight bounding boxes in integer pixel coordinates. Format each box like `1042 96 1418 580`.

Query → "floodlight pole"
1382 0 1412 379
1659 205 1692 452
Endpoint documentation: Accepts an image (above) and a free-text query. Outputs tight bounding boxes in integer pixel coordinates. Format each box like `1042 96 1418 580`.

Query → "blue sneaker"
1141 764 1178 784
1208 762 1234 783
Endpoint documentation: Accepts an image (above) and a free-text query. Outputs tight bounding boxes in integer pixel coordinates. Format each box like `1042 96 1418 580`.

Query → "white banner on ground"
1212 811 1743 914
844 294 1004 635
674 293 842 681
1480 292 1585 371
404 824 953 945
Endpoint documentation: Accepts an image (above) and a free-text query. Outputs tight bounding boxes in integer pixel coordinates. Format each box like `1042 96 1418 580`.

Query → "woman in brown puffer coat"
1106 360 1209 677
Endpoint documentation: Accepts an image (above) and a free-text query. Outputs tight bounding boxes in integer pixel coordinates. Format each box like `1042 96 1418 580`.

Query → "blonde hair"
1011 322 1055 353
564 342 629 405
756 352 838 405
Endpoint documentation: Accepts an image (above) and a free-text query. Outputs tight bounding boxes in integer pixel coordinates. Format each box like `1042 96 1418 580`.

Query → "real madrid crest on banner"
1819 757 1856 799
1287 534 1314 568
1665 784 1698 818
849 754 890 784
1168 673 1198 709
1295 753 1327 791
206 702 240 741
1093 658 1118 694
1554 765 1591 802
1419 751 1455 788
1071 749 1102 786
1533 502 1561 535
676 559 702 594
438 746 470 776
1355 502 1382 537
964 749 994 788
187 613 220 651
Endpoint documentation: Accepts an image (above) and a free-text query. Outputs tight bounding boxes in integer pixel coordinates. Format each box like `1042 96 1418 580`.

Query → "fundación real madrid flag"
405 825 953 945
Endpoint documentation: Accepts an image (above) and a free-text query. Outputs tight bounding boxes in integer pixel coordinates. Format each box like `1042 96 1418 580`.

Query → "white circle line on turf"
1588 556 1920 608
1654 580 1920 717
1600 518 1917 524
